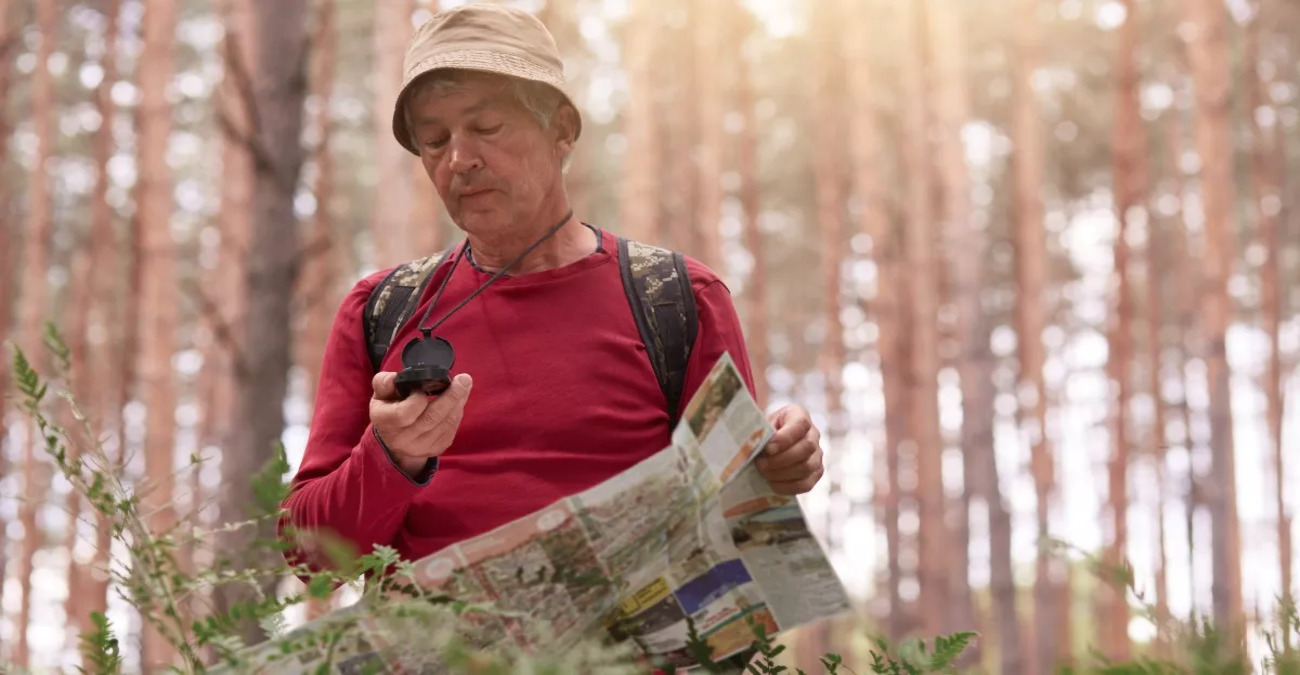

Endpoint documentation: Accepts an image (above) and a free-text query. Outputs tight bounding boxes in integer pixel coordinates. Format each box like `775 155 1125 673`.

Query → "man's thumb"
450 373 473 396
372 371 398 399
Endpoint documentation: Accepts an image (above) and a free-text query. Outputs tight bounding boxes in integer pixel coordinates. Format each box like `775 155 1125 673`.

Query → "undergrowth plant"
13 324 911 674
13 324 1297 674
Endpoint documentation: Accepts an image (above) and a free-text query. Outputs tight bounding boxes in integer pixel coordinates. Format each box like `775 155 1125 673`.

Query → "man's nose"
448 137 483 174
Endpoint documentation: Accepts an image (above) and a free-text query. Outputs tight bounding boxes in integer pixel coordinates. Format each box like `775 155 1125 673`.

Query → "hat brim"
391 50 583 156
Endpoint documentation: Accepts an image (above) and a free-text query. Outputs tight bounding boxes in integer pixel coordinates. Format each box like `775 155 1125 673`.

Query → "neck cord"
414 208 575 339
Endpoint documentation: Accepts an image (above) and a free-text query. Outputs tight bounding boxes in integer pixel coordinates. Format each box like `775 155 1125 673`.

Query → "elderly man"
282 2 825 664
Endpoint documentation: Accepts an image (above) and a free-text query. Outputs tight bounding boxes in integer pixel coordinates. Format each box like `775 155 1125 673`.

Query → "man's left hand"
755 405 824 495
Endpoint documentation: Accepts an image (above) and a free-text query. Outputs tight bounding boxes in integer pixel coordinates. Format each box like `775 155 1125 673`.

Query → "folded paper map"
227 352 850 673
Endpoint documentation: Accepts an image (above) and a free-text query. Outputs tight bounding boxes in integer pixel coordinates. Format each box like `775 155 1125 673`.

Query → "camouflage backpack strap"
363 247 455 372
617 236 699 427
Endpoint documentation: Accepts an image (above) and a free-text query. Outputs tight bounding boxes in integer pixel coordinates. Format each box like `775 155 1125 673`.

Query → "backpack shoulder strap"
363 247 454 372
617 236 699 427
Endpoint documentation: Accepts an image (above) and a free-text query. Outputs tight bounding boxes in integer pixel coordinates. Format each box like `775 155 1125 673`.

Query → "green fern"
76 612 122 675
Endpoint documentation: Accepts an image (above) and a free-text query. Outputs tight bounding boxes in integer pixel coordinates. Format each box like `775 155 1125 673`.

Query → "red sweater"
283 226 755 565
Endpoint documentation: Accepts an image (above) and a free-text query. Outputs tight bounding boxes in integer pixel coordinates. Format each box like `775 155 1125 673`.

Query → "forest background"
0 0 1296 672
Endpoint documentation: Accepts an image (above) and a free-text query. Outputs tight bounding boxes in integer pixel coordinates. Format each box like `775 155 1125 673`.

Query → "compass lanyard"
412 208 575 342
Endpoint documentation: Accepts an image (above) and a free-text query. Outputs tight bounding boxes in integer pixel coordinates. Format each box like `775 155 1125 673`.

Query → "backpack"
361 236 699 426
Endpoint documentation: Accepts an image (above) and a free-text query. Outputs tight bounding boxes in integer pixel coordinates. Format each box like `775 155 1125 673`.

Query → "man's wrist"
371 427 438 484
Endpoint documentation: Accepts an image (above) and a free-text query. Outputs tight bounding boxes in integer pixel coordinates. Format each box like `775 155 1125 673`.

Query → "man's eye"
476 124 502 135
425 136 448 149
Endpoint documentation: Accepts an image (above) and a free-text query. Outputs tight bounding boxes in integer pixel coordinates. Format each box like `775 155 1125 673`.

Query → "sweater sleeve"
279 273 431 572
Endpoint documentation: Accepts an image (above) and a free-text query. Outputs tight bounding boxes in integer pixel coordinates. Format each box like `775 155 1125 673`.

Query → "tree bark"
298 0 339 621
692 0 724 272
205 0 258 461
137 0 181 666
0 0 21 625
1249 1 1292 629
63 0 122 642
848 0 909 640
736 19 768 408
14 0 57 665
1011 0 1061 670
1104 0 1145 660
618 0 661 246
663 0 698 255
1185 0 1244 637
216 0 311 647
900 0 946 639
929 0 981 654
372 0 416 268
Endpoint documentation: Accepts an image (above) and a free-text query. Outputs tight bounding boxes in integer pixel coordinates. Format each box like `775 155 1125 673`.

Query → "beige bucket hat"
391 2 582 156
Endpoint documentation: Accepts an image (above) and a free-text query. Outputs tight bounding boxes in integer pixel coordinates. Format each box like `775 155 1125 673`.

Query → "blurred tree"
216 0 311 648
846 0 910 642
371 0 416 268
1103 0 1143 660
693 0 724 272
1247 0 1291 622
1010 0 1061 670
617 0 660 246
899 0 946 639
1186 0 1244 638
65 0 122 644
297 0 340 622
13 0 56 666
0 0 20 625
137 0 181 666
929 0 982 658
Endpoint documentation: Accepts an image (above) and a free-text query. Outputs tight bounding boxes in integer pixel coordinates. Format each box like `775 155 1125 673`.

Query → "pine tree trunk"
693 0 724 272
216 0 310 647
812 0 846 455
1185 0 1244 636
63 0 122 641
203 0 257 473
372 0 415 268
929 0 981 652
299 0 339 621
1248 1 1291 626
664 0 698 255
618 0 661 245
410 155 442 254
1145 144 1171 656
0 0 21 625
1011 0 1061 670
900 0 946 638
848 0 908 639
1160 83 1203 613
737 25 768 407
1104 0 1146 659
137 0 181 666
14 0 58 665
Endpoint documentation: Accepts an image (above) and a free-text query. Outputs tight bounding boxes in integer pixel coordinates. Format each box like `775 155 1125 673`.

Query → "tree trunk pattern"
1186 0 1244 637
900 0 947 638
371 0 416 268
216 0 310 647
14 0 57 665
1011 0 1061 670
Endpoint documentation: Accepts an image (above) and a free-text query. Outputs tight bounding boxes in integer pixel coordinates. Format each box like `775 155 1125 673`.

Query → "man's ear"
554 104 580 154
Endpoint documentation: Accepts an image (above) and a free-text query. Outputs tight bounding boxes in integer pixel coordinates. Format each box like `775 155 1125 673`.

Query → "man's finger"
766 465 825 496
758 449 822 482
373 390 430 429
758 438 819 471
372 372 400 401
765 412 812 455
419 374 473 423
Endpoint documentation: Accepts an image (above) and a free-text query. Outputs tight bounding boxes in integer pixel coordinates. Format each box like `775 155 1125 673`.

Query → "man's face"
405 71 570 239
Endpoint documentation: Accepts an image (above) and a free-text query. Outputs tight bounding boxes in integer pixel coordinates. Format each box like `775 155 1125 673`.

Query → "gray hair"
403 69 574 169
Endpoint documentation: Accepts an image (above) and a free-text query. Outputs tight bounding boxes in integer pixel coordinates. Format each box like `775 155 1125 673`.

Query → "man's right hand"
369 371 473 477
